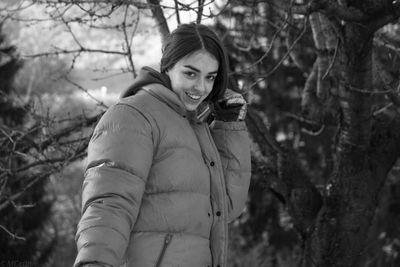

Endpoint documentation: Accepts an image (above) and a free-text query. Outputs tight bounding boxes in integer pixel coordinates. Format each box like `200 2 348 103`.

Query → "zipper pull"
155 234 173 267
165 233 172 244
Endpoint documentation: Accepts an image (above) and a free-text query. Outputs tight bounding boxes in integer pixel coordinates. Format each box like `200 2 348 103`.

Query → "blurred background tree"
213 1 400 266
0 23 55 264
0 0 400 266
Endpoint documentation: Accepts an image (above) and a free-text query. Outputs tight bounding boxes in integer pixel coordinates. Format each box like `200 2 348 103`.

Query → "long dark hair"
160 23 229 102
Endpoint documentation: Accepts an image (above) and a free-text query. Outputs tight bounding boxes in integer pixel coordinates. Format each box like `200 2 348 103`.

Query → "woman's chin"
183 104 198 112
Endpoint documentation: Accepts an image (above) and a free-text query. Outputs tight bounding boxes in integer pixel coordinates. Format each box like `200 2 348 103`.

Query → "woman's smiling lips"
185 92 202 100
183 91 203 104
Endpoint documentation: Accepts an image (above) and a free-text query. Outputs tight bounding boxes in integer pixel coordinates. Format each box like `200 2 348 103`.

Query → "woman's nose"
194 78 206 93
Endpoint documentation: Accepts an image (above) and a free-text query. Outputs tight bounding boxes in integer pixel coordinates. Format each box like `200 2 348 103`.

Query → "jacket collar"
141 84 212 123
142 83 187 116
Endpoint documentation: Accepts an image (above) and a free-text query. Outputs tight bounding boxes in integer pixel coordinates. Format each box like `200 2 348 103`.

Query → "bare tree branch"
246 109 322 238
146 0 170 42
0 110 99 213
301 59 320 120
122 3 137 78
22 47 127 58
250 17 308 90
197 0 205 24
63 76 109 109
174 0 181 25
0 224 26 241
289 0 366 22
246 108 283 155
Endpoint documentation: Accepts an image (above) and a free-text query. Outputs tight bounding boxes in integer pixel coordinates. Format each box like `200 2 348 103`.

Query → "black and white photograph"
1 1 400 266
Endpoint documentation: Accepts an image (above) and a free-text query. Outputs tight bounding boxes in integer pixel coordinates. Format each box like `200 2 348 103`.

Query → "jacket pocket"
155 233 173 267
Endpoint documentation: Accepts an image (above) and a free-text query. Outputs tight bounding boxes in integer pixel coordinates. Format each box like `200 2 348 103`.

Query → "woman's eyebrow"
184 65 218 74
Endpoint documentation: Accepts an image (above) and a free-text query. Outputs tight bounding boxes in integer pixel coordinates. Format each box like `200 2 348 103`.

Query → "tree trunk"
146 0 169 42
307 20 400 267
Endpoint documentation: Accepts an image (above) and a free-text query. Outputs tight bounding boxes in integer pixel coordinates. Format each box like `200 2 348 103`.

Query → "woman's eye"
184 71 196 78
207 75 216 82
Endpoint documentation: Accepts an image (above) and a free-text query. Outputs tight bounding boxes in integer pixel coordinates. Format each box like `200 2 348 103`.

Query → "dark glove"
214 89 247 122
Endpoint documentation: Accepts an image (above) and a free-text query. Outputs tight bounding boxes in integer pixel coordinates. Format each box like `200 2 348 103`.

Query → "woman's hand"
214 89 247 122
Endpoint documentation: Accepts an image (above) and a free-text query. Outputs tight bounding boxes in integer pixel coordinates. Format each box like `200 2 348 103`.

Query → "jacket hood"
121 66 213 123
121 67 172 98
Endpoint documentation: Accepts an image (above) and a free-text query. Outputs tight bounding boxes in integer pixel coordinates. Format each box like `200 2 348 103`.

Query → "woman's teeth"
186 92 201 100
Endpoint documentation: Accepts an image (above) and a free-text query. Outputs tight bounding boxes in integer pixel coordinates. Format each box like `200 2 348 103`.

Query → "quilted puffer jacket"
74 69 251 267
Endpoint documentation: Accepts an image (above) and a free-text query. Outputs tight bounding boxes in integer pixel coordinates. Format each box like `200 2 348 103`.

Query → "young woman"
74 23 251 267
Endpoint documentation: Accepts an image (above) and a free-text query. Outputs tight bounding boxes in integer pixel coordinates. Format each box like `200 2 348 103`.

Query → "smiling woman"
166 50 219 111
74 23 252 267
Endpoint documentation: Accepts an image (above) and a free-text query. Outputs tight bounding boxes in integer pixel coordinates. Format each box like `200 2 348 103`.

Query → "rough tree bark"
288 1 400 266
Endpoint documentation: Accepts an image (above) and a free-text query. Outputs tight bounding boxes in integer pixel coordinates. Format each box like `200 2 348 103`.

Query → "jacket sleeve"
210 120 252 222
74 103 154 267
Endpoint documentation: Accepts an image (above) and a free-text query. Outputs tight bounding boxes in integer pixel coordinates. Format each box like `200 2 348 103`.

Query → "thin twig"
289 0 366 22
174 0 181 24
322 37 339 80
0 224 26 241
197 0 205 24
373 103 393 116
11 200 36 209
346 84 394 95
22 47 127 58
0 128 14 144
63 76 108 109
283 111 321 126
249 12 290 67
122 3 136 78
250 17 308 90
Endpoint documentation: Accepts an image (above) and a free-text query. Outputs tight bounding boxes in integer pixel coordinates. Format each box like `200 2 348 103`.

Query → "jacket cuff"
76 263 112 267
211 120 247 131
74 226 126 267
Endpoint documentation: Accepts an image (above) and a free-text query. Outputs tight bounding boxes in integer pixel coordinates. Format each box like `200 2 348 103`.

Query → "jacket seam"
78 224 129 242
116 102 153 126
117 97 162 157
144 189 209 197
85 160 147 184
131 230 210 240
141 86 186 117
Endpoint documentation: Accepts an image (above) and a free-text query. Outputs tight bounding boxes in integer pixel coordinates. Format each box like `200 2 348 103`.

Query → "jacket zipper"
155 233 173 267
203 124 228 267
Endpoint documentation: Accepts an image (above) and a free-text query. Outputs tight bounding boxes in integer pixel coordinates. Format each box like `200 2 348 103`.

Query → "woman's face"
166 50 219 111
